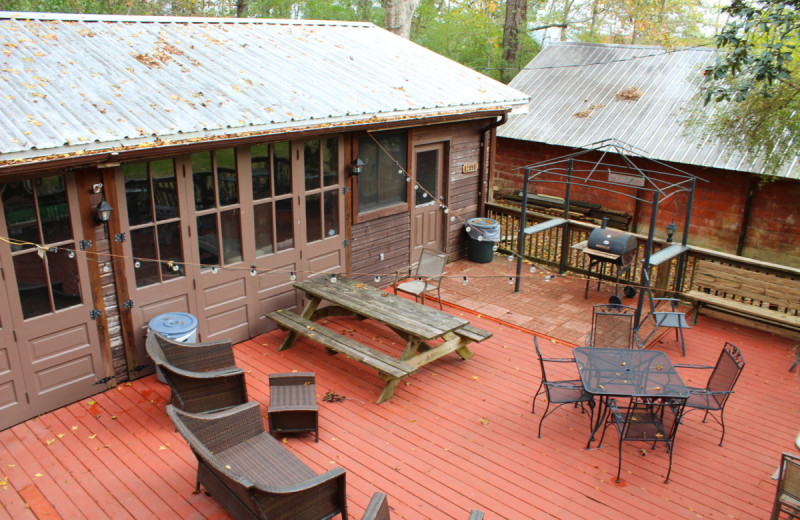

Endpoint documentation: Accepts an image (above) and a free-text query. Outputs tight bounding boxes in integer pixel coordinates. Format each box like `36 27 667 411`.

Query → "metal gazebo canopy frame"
512 138 703 330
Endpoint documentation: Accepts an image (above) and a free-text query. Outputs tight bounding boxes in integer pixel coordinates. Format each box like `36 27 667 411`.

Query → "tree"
501 0 527 82
693 0 800 176
385 0 420 38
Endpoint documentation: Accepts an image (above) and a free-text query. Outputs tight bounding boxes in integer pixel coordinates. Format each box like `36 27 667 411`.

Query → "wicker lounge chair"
146 332 248 413
168 401 347 520
361 492 484 519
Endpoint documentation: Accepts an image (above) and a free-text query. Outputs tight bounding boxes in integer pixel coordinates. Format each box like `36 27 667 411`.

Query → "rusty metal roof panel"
499 41 799 179
0 11 529 163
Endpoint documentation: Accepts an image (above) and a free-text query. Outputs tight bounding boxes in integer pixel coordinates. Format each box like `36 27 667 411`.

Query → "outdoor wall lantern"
666 221 677 243
95 199 113 223
350 157 365 176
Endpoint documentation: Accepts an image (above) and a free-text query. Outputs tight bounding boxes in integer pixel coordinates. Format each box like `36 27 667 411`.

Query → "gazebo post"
514 166 531 293
634 190 660 329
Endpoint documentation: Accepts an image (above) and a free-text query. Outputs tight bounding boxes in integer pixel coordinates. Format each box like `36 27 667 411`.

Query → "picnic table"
267 274 493 403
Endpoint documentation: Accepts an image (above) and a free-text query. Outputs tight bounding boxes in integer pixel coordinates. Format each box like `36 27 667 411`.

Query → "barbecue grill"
574 222 637 303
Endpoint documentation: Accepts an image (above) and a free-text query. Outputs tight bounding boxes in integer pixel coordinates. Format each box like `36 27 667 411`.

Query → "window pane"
275 198 294 251
158 222 184 280
254 202 274 257
305 193 321 243
220 209 242 265
152 160 178 221
131 228 160 287
2 181 39 251
192 152 215 210
49 248 82 311
124 163 153 226
37 177 72 245
197 213 219 267
357 132 407 213
217 149 239 206
304 140 320 191
324 189 339 238
252 143 271 200
416 149 438 206
15 251 50 319
323 137 338 187
274 142 291 196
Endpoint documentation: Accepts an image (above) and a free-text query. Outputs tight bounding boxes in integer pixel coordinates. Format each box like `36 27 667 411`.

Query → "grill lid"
587 227 637 256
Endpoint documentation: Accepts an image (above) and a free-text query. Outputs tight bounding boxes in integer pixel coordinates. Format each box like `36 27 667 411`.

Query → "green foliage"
693 0 800 176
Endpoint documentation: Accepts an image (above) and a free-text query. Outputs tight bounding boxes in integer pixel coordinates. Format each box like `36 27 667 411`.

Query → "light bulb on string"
508 254 514 262
508 276 514 285
397 169 403 175
289 271 296 281
444 208 449 214
413 184 418 190
331 274 338 283
465 226 471 233
211 266 219 274
530 265 536 273
250 265 257 277
422 192 427 198
405 177 411 183
462 276 468 286
134 259 141 269
172 263 180 272
477 235 483 241
492 244 499 252
450 215 455 222
68 251 75 259
103 263 110 273
374 275 381 283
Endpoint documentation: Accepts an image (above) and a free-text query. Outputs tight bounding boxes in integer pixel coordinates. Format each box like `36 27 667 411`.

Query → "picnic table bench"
267 275 493 403
685 259 800 333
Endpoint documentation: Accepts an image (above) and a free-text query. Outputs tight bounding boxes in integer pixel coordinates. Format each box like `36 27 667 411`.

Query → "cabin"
0 11 528 429
495 41 800 267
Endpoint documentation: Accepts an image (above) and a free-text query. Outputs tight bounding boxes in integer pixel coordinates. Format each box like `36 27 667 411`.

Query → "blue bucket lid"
148 312 198 335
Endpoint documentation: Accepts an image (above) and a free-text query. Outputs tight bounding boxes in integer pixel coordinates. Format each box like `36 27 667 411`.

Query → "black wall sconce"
95 199 113 223
350 157 365 176
666 221 677 243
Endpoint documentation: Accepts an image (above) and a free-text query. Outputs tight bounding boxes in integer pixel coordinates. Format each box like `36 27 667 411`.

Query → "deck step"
267 310 416 380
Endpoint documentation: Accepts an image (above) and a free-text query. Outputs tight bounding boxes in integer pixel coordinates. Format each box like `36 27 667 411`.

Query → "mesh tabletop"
573 347 689 399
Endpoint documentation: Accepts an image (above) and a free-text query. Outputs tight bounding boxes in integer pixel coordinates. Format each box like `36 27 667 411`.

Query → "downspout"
479 113 508 216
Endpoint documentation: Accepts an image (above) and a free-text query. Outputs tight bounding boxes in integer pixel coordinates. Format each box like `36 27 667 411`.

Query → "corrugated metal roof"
0 11 529 165
498 41 799 179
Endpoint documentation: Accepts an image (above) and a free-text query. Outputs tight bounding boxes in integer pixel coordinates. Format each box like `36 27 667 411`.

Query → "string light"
530 265 536 272
172 263 180 271
211 266 219 274
462 276 468 286
465 226 471 232
134 259 141 269
444 208 449 214
508 276 514 284
102 263 110 273
68 251 75 259
450 215 455 221
250 265 257 276
508 255 514 262
374 275 381 282
289 271 296 281
331 274 338 283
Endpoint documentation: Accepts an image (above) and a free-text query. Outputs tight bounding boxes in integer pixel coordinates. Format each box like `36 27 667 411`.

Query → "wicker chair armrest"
168 402 264 453
252 467 348 520
160 363 244 381
254 467 346 495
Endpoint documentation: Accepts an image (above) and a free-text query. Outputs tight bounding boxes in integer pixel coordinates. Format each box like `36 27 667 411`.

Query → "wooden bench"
168 401 347 520
685 259 800 333
267 309 416 402
455 324 494 344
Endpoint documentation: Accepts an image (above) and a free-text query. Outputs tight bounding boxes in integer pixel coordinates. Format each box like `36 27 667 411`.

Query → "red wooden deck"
1 257 798 519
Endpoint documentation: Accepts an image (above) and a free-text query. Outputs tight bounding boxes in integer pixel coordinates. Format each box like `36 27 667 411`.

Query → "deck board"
1 258 798 519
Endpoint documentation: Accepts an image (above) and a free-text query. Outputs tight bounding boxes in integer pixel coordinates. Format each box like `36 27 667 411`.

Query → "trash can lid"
148 312 198 335
467 217 499 229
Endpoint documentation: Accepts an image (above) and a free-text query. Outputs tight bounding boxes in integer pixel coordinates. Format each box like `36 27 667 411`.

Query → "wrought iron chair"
267 372 319 442
361 492 485 519
532 335 594 438
393 248 447 309
598 397 685 483
674 341 745 446
637 268 690 355
771 452 800 520
146 332 248 414
587 304 637 349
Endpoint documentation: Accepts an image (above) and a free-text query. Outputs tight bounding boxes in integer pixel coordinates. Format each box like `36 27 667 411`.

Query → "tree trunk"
502 0 528 82
236 0 248 17
384 0 420 39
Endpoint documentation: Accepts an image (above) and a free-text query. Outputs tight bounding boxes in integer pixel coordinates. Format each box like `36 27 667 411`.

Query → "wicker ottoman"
267 372 319 442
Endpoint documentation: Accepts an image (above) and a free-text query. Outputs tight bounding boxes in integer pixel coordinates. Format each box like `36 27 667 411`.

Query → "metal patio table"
573 347 690 449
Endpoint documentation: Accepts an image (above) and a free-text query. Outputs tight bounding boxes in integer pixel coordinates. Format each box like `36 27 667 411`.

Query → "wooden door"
0 175 104 430
0 254 27 428
295 138 346 281
410 143 446 259
112 158 198 374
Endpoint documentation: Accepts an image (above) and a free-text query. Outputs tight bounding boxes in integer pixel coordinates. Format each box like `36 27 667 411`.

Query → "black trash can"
466 217 500 263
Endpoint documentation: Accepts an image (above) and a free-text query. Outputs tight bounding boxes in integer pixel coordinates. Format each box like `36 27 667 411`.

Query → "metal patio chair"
393 248 447 309
532 335 594 438
598 396 685 483
146 332 248 414
267 372 319 442
674 341 745 446
636 268 690 355
587 304 637 349
771 452 800 520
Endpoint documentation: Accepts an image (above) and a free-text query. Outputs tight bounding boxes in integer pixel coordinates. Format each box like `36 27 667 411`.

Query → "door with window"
411 143 446 258
114 159 196 372
0 175 104 430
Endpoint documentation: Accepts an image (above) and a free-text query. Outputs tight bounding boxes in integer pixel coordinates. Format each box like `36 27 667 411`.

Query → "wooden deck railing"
486 202 800 304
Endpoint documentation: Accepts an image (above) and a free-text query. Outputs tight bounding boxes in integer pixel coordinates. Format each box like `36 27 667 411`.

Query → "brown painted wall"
495 138 800 267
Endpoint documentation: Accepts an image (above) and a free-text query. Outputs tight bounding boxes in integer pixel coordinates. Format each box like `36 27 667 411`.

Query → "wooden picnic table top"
294 274 469 341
